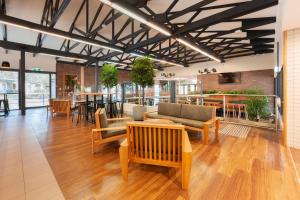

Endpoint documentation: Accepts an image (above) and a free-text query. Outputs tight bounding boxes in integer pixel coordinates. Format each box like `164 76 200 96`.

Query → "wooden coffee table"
144 118 174 124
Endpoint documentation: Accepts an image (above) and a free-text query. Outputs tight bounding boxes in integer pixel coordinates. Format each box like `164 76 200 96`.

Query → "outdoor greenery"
243 88 270 120
203 88 270 120
101 63 119 93
131 57 155 106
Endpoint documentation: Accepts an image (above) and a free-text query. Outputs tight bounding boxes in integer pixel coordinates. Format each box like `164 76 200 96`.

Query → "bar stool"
238 104 248 120
226 103 237 118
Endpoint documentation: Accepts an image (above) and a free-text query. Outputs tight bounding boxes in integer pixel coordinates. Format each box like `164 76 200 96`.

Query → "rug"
220 124 251 139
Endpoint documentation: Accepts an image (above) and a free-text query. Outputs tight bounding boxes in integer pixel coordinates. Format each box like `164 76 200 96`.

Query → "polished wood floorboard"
291 148 300 182
3 109 300 200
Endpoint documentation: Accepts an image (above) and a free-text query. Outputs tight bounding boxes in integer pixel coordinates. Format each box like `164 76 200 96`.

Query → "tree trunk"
142 87 145 106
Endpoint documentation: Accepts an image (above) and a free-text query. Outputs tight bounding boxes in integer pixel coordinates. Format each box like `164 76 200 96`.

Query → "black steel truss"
0 0 278 68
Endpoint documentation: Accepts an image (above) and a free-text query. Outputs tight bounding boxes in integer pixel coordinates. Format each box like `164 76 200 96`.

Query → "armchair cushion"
158 102 182 117
101 121 126 139
99 109 108 128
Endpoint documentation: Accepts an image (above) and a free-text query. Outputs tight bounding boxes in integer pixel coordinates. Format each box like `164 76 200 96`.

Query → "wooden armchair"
92 108 130 153
119 122 192 189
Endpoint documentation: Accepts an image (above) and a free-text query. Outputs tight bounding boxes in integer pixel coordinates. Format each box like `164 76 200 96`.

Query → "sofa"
144 102 220 144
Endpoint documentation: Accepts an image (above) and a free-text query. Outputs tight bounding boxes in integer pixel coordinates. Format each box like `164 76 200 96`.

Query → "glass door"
25 72 50 107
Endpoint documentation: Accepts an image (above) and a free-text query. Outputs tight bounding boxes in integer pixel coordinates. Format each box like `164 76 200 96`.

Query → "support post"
170 81 176 103
20 50 26 115
121 83 125 116
95 62 99 92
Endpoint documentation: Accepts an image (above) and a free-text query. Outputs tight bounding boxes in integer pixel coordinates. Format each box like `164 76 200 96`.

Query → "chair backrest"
95 108 108 129
126 122 186 167
52 99 70 112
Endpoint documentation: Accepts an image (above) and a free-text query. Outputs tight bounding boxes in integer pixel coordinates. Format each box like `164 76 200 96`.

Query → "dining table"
79 92 103 122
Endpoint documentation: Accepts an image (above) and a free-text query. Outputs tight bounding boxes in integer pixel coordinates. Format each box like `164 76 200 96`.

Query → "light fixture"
0 19 123 53
198 68 217 74
1 61 10 68
104 61 128 66
131 53 184 67
99 0 171 36
99 1 222 63
161 72 175 78
176 38 221 62
39 53 88 62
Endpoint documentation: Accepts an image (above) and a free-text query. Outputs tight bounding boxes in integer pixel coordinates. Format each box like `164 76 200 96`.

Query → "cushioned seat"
144 103 220 144
102 121 126 139
176 118 204 128
146 113 183 124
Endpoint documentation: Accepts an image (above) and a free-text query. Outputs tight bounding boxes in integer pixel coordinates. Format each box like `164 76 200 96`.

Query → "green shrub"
131 57 155 106
243 88 270 120
102 63 119 91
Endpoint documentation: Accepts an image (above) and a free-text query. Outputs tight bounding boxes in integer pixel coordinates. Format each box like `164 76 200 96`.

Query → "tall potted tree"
102 63 119 117
131 57 155 120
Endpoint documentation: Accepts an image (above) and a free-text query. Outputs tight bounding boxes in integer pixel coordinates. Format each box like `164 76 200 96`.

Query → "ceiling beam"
0 40 97 62
36 0 71 48
175 0 278 35
0 14 124 52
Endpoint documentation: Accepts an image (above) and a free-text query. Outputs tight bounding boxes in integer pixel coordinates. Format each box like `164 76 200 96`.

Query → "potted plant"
243 89 270 121
101 63 119 117
131 57 155 120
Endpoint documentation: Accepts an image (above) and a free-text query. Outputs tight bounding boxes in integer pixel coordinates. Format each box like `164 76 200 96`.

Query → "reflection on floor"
291 148 300 183
0 109 64 200
1 108 300 200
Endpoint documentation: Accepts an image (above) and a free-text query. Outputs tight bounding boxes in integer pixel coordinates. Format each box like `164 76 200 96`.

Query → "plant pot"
132 105 147 121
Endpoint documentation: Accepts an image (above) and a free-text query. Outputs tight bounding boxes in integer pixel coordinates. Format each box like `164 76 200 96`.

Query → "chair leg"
119 145 129 180
203 124 209 145
215 119 220 141
182 151 192 190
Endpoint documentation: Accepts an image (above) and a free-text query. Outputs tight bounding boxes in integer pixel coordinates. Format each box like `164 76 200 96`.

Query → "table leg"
93 95 97 112
85 95 89 121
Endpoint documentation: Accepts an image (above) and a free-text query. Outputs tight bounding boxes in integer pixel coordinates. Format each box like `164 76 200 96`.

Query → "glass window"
0 70 19 110
51 74 56 99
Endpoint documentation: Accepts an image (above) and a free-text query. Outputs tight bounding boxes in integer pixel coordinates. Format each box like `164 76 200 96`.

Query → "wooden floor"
3 109 300 200
291 148 300 182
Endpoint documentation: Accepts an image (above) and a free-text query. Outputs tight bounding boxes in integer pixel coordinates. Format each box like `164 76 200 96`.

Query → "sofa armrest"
120 138 128 147
107 117 131 122
203 117 220 125
183 131 192 153
92 127 126 132
144 111 157 115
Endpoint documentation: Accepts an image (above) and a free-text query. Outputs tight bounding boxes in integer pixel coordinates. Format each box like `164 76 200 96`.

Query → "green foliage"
223 90 242 94
131 57 155 88
243 88 270 120
203 90 220 94
101 63 119 89
203 88 271 120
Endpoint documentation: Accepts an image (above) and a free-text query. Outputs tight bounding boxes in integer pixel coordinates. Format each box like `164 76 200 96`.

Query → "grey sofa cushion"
158 102 182 117
177 118 204 128
181 104 215 122
146 113 181 122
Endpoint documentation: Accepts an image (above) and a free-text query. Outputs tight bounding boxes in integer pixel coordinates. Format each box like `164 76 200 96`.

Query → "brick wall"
197 69 274 95
56 63 131 98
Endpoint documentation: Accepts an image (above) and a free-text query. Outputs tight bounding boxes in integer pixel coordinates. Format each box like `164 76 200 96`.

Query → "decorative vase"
132 105 147 121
